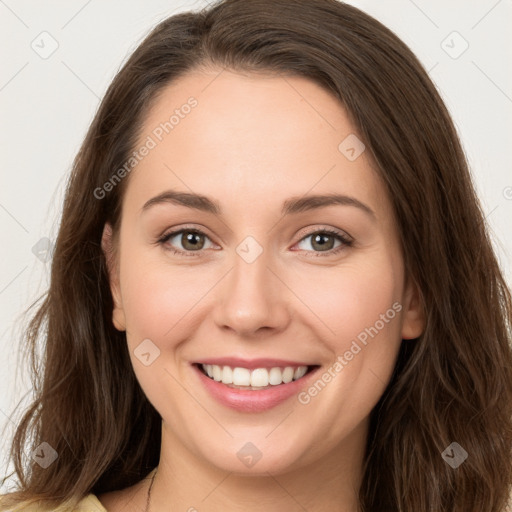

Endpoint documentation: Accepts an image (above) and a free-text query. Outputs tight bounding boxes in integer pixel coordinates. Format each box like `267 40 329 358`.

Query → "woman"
1 0 511 510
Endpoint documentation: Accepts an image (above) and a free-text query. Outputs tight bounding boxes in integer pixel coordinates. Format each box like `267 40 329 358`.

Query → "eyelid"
157 224 353 257
158 224 215 243
291 226 353 257
157 225 218 255
295 225 353 244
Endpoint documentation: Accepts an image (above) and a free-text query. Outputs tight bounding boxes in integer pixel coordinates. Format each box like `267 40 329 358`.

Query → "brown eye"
295 229 352 256
310 233 336 251
180 231 206 251
159 229 215 255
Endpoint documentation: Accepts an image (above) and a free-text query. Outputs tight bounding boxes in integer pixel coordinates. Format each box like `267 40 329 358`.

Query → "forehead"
124 68 388 220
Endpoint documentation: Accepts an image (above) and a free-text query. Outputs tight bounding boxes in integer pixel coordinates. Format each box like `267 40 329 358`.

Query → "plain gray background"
1 0 511 490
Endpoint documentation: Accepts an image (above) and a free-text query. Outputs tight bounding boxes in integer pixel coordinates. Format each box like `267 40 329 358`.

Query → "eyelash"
157 226 353 258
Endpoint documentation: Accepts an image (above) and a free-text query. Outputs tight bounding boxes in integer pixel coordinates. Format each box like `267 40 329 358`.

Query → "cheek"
292 253 404 406
290 257 402 349
292 258 403 431
119 251 208 344
117 253 205 409
119 244 403 352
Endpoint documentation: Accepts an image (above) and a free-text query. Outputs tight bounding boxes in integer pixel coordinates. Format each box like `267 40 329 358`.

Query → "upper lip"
194 357 316 370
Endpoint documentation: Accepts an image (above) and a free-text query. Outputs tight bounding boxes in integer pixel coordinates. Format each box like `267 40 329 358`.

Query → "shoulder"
0 493 107 512
0 467 156 512
74 494 108 511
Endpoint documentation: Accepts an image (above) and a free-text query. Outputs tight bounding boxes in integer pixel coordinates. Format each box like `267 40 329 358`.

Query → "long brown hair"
1 1 511 510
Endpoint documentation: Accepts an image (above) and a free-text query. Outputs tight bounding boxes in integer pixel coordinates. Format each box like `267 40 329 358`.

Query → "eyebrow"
141 189 375 219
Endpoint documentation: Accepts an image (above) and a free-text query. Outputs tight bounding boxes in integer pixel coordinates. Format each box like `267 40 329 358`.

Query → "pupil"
179 232 334 252
313 234 333 251
185 233 201 249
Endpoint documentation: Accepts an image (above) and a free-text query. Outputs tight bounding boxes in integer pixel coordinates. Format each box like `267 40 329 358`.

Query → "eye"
157 226 353 257
294 228 353 256
158 228 216 256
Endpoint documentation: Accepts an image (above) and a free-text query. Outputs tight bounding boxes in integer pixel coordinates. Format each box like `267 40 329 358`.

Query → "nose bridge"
212 236 289 336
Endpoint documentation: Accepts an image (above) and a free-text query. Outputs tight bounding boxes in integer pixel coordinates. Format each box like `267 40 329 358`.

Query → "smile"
200 363 310 389
193 360 320 412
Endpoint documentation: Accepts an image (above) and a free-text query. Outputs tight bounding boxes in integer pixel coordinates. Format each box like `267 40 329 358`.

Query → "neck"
148 420 367 512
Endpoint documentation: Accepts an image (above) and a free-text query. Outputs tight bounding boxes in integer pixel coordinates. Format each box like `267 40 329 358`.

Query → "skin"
98 68 424 512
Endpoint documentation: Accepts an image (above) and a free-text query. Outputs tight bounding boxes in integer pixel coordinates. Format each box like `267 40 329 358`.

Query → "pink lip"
195 357 313 370
193 363 320 413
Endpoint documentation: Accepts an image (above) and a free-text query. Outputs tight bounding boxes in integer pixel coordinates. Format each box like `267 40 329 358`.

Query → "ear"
401 275 425 340
101 223 126 332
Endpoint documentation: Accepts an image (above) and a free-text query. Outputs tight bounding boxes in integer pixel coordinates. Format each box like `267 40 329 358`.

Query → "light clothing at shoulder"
0 493 107 512
73 494 107 512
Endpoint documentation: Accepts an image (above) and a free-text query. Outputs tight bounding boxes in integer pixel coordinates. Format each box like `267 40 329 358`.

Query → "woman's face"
102 68 423 476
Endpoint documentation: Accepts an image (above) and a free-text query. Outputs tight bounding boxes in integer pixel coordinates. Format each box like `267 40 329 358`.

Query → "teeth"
251 368 269 387
268 367 282 385
294 366 308 380
233 367 251 386
201 364 310 388
282 367 294 383
212 365 222 382
222 365 233 384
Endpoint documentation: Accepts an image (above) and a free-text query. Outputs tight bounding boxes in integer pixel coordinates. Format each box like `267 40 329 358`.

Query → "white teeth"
294 366 308 380
212 365 222 382
232 367 251 386
201 364 310 388
250 368 269 387
268 367 282 385
221 365 233 384
282 367 294 383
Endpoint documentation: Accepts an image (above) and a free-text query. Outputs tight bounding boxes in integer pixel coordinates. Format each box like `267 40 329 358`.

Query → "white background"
1 0 511 490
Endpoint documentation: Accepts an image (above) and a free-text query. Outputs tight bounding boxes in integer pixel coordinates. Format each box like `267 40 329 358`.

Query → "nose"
211 249 291 338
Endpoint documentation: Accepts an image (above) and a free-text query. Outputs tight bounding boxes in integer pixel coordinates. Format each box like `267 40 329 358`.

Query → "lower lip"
193 364 320 413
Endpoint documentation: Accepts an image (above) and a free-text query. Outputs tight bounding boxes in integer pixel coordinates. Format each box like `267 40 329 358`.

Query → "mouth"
191 357 322 412
195 363 318 390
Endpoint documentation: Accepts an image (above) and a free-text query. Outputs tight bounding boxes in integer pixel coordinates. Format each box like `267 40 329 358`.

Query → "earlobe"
101 223 126 332
401 276 425 340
